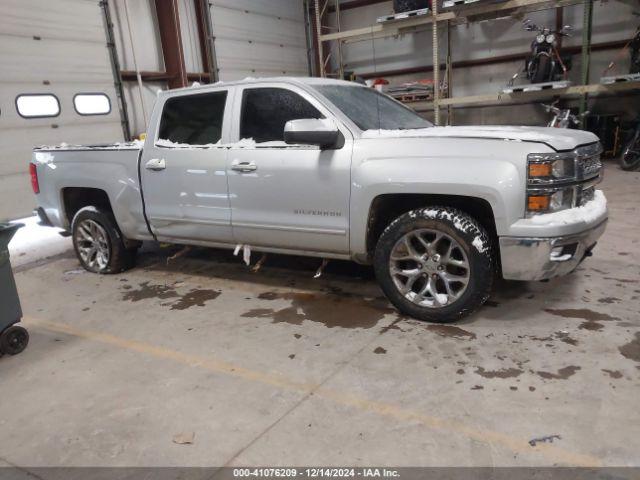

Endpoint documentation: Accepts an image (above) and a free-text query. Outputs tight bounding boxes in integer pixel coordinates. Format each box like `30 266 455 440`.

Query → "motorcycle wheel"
620 129 640 171
531 55 551 84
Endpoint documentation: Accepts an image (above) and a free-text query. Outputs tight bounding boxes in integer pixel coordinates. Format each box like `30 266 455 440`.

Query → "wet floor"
1 163 639 467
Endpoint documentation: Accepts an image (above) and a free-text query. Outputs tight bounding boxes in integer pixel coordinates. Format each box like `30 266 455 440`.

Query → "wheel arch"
62 187 114 227
364 193 498 261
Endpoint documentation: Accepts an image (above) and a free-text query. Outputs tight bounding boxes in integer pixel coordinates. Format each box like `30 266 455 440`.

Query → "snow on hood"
361 125 599 151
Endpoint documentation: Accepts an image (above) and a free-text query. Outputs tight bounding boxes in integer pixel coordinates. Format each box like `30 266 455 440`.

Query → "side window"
158 91 227 146
240 88 323 143
16 94 60 118
74 93 111 115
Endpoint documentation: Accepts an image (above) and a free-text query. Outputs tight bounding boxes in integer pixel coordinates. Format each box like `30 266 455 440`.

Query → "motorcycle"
620 117 640 170
542 102 588 128
523 19 572 84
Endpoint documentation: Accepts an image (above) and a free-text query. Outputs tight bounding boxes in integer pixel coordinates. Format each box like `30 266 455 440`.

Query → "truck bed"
32 140 152 241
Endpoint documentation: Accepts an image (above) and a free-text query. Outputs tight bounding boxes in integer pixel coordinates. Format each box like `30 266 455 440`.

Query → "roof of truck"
163 76 362 96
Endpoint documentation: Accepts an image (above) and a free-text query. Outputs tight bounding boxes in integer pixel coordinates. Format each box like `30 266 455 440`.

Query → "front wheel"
620 129 640 171
374 207 494 323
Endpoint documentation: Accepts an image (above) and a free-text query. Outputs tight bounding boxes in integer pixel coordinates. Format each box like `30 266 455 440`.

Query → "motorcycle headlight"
536 34 546 43
527 152 576 185
546 34 556 43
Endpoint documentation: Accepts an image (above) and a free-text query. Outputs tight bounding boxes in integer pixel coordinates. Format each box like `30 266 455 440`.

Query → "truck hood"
361 126 599 151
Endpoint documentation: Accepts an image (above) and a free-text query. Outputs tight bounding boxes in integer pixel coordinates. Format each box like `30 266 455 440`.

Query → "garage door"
0 0 123 221
209 0 309 81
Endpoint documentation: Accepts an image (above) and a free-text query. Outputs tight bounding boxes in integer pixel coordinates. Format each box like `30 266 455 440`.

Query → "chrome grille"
575 143 603 181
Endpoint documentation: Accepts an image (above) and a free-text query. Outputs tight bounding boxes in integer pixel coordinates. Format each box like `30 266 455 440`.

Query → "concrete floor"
1 162 638 469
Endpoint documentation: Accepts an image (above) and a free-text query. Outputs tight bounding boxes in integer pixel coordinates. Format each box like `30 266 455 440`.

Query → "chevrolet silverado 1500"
31 77 608 322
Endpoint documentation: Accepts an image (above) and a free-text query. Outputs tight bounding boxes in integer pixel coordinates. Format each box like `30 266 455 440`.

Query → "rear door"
140 89 234 243
226 84 352 254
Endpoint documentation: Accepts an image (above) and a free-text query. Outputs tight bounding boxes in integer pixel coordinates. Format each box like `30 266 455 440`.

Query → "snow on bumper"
499 191 608 281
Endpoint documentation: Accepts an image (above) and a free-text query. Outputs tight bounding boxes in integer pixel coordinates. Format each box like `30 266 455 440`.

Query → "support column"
579 0 593 116
314 0 326 77
155 0 188 89
432 1 440 126
194 0 217 83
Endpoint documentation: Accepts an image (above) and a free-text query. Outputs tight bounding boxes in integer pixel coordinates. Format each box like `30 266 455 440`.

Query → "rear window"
158 91 228 146
16 94 60 118
74 93 111 115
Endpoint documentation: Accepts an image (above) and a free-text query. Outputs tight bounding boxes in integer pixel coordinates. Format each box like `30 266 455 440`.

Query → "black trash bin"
0 223 28 356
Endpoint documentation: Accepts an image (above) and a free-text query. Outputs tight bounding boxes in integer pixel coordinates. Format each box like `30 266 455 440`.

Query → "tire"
71 207 136 274
620 129 640 171
0 326 29 355
531 54 551 84
374 207 494 323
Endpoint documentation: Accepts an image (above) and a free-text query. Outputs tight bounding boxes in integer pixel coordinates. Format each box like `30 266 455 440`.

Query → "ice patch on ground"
529 190 607 226
8 216 71 268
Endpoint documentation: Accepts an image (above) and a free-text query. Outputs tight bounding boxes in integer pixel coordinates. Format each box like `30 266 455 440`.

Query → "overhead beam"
410 80 640 110
327 0 388 12
121 70 211 82
321 0 584 42
357 40 628 79
154 0 188 88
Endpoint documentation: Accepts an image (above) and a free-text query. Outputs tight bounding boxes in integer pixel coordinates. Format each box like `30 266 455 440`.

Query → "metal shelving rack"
313 0 638 126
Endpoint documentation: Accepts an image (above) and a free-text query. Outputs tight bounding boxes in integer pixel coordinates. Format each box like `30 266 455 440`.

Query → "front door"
227 85 352 254
140 89 234 243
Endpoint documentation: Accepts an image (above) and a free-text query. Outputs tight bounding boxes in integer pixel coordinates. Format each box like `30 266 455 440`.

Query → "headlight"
536 34 546 43
527 152 576 185
546 34 556 43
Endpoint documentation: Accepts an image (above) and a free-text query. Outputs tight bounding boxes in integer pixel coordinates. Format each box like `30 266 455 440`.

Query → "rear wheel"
71 207 136 274
374 207 494 323
0 326 29 355
620 129 640 171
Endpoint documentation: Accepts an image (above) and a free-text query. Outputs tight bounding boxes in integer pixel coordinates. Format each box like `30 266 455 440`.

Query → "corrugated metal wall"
0 0 124 221
209 0 309 80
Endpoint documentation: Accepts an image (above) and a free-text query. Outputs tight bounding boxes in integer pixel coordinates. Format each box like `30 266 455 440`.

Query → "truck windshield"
313 85 432 131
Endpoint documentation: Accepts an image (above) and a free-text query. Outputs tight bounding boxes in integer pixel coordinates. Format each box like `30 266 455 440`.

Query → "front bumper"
499 219 607 281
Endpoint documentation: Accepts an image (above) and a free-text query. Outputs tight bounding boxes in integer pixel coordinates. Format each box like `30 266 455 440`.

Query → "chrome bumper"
499 219 607 281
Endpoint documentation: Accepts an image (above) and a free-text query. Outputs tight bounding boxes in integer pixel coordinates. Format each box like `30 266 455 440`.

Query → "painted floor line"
24 316 602 467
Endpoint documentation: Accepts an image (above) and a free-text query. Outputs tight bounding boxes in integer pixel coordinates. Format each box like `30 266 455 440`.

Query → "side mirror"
284 119 343 150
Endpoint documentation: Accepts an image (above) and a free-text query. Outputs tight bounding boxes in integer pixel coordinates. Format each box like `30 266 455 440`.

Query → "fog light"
527 195 550 211
550 243 578 262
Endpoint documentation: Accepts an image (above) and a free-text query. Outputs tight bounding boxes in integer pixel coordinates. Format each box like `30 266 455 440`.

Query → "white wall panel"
110 0 164 72
0 0 122 221
210 0 309 80
178 0 204 73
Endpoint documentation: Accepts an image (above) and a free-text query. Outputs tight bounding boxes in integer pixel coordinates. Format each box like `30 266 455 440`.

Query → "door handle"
145 158 166 171
231 160 257 173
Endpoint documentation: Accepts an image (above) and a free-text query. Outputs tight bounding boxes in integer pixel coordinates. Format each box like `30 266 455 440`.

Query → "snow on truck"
30 77 608 322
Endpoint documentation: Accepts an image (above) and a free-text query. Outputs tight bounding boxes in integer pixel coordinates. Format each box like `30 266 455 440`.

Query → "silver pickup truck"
31 77 608 322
